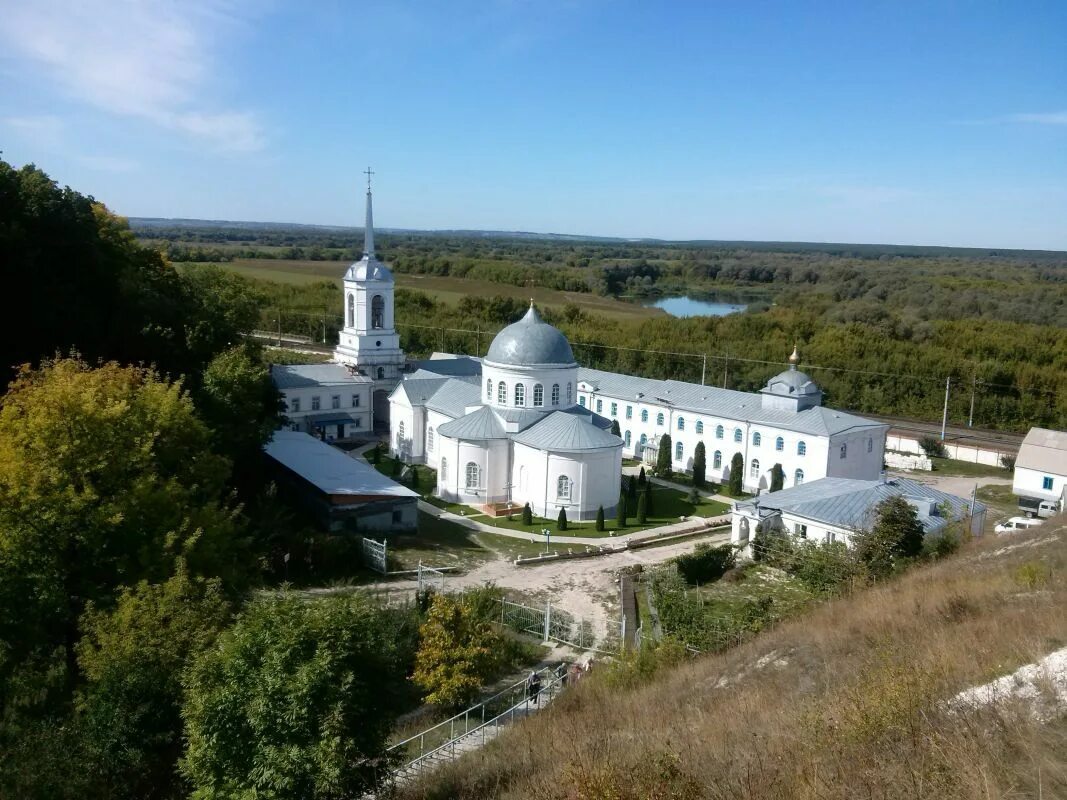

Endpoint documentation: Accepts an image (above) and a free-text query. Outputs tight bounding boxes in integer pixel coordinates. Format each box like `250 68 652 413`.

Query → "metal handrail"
387 664 560 758
395 667 567 777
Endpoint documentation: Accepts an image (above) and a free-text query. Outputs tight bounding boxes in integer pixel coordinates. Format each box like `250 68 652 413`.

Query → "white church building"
274 178 890 523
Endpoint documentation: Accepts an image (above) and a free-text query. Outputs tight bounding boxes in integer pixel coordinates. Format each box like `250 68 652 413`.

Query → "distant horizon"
3 2 1064 249
128 215 1067 256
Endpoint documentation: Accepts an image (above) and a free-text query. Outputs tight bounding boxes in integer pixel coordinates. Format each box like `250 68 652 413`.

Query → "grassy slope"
402 517 1067 799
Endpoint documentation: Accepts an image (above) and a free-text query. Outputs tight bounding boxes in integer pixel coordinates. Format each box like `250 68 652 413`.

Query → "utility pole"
700 353 707 386
968 373 977 428
722 353 729 389
940 377 951 441
276 312 282 346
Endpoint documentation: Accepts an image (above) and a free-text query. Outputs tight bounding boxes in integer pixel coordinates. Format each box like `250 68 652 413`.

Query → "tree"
728 452 744 496
855 496 926 579
0 358 245 706
1001 454 1016 472
595 506 605 531
182 592 419 799
636 493 648 524
692 441 706 488
770 463 784 492
638 467 646 486
557 508 568 531
643 479 653 516
372 443 382 465
616 493 628 528
75 565 231 798
656 433 673 478
522 502 533 525
627 475 638 503
919 435 947 459
610 419 621 437
413 593 504 709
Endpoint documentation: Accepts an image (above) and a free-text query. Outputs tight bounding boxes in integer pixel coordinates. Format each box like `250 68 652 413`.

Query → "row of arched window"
345 293 386 329
488 379 571 408
437 458 574 499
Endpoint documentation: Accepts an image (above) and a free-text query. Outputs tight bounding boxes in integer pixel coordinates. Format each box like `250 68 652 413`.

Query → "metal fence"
361 537 387 574
416 562 446 594
496 597 620 655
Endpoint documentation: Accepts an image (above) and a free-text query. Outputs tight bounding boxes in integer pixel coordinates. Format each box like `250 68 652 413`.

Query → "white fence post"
544 599 551 642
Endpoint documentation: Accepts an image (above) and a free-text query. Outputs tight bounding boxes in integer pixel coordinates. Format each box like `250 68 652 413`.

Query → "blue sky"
1 0 1065 249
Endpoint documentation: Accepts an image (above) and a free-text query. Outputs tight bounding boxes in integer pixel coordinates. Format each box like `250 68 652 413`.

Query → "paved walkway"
622 463 741 507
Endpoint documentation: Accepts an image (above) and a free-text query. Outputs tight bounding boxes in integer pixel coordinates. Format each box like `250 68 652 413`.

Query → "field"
203 258 664 319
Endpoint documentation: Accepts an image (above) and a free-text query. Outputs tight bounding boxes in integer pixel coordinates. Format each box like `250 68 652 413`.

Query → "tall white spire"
362 167 375 258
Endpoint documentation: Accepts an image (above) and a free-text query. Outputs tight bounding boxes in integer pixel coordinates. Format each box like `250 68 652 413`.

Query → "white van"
994 516 1045 534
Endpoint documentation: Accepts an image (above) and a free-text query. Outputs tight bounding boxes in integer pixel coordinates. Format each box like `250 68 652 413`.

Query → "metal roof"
271 363 371 390
576 367 884 437
512 410 623 453
736 476 984 534
484 304 577 368
304 412 365 426
410 356 483 377
264 431 418 498
424 379 481 418
1016 428 1067 474
437 406 509 440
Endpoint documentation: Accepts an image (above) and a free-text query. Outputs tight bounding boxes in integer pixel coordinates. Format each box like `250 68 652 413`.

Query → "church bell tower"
334 170 405 422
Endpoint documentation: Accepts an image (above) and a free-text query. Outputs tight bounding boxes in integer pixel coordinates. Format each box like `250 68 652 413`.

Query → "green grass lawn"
930 457 1012 478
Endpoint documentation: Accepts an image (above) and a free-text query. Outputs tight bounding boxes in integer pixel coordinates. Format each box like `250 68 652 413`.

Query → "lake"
642 296 749 318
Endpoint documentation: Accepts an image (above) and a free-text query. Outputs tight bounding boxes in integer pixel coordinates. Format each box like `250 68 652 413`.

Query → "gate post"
544 600 551 642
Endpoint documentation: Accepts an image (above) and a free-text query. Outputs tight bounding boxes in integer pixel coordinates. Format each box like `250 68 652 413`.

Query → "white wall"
886 433 1013 468
280 383 372 440
512 442 621 521
824 430 887 482
1014 466 1067 502
482 363 577 411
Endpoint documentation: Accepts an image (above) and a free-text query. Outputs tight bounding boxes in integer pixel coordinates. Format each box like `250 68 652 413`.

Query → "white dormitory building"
1012 427 1067 517
729 476 987 555
272 180 892 523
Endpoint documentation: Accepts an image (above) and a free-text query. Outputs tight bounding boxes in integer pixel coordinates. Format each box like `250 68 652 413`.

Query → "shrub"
770 463 784 492
372 444 381 465
919 435 947 459
616 493 627 528
1000 453 1016 472
638 467 646 486
692 441 706 488
557 508 568 531
636 493 648 524
675 543 736 585
656 433 673 478
922 530 960 560
610 419 621 436
521 502 532 525
687 486 699 504
643 480 653 516
595 506 605 532
728 452 744 496
790 540 854 594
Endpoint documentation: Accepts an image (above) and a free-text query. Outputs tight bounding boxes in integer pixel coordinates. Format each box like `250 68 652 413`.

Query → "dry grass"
396 516 1067 799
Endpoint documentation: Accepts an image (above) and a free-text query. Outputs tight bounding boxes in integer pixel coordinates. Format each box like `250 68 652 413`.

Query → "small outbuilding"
264 430 418 532
730 476 986 556
1012 427 1067 517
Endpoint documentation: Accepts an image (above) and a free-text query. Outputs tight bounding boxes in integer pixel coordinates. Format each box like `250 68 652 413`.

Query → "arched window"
640 433 648 445
486 379 492 400
579 396 586 407
713 450 722 469
641 409 649 423
677 416 685 431
566 382 572 403
867 437 873 453
696 421 704 434
465 462 481 490
371 294 384 329
750 459 760 479
515 384 525 406
557 475 572 499
551 384 560 405
533 384 544 407
497 381 507 404
733 428 742 443
675 441 683 460
397 421 405 448
656 413 665 426
775 436 784 452
440 457 448 481
428 427 435 452
753 432 761 446
596 398 603 413
716 425 724 439
624 430 631 446
376 367 385 380
346 293 354 328
794 469 804 486
797 440 807 456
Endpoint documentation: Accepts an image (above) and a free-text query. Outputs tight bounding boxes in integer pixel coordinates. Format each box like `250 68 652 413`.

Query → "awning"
306 412 363 427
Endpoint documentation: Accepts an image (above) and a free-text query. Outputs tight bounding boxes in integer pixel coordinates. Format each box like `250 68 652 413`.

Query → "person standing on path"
527 671 542 705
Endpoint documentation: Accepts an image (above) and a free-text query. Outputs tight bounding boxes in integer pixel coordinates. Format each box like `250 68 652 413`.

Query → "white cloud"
1007 111 1067 126
0 0 264 152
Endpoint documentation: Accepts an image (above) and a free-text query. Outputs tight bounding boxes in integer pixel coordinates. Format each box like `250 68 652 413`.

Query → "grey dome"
344 256 393 282
764 367 820 396
485 304 576 367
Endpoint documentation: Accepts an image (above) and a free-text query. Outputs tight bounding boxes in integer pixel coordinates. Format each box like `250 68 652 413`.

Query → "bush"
770 463 784 492
616 493 628 528
521 502 532 525
919 435 947 459
557 508 568 531
1000 453 1016 472
789 541 854 594
636 493 648 524
595 506 605 532
922 530 960 560
638 467 646 486
728 452 744 496
692 441 706 488
675 544 736 585
656 433 673 478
